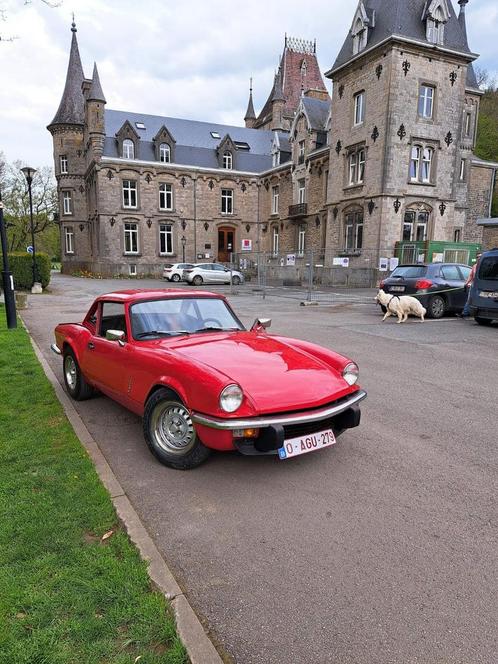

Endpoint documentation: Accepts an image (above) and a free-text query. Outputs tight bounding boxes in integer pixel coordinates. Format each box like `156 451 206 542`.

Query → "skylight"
135 122 146 130
234 141 250 150
210 131 221 139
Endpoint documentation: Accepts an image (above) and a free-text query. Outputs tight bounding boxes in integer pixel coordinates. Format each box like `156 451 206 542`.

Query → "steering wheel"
202 317 223 328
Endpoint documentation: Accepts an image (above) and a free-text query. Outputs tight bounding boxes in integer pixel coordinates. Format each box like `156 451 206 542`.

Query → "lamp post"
0 190 17 328
181 235 186 263
20 166 41 293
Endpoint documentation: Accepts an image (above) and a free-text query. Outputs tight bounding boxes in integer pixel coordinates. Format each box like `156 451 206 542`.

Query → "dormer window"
159 143 171 163
352 18 367 54
223 151 233 170
424 1 450 45
122 139 135 160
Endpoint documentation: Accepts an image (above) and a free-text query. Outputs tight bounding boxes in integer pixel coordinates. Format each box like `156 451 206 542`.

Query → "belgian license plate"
278 428 336 460
480 290 498 299
389 286 405 292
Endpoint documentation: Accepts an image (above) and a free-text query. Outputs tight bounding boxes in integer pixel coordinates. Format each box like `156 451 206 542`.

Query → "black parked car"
378 262 472 318
469 248 498 325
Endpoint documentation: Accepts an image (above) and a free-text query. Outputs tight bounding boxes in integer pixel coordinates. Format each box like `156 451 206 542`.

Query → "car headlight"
342 362 359 386
219 384 243 413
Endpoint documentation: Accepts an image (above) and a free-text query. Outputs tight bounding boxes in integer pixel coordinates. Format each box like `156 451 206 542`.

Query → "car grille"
476 308 498 318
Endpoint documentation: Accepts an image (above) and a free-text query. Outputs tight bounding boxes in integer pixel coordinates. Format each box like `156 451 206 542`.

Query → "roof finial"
250 76 253 93
71 13 76 33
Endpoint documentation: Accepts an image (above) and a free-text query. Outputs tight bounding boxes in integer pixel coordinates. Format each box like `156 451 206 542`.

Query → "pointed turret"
458 0 469 44
244 78 256 128
271 69 286 131
88 62 106 103
271 68 285 102
457 1 478 90
48 20 85 127
86 62 106 159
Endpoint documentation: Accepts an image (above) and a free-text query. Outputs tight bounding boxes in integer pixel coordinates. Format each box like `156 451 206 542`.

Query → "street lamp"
0 190 17 328
181 235 186 262
20 166 41 293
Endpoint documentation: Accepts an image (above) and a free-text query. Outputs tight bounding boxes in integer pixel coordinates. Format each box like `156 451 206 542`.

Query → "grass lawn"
0 308 188 664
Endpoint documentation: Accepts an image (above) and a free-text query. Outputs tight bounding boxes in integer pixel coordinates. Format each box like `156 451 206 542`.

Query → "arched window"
159 143 171 163
352 17 367 54
223 151 233 170
410 144 434 183
403 206 431 242
122 139 135 160
272 226 279 256
427 5 446 44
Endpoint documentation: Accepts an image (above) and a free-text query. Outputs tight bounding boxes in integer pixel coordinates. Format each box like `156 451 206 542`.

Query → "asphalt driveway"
20 273 498 664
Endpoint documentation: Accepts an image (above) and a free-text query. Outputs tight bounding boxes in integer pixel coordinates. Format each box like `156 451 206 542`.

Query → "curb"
25 328 225 664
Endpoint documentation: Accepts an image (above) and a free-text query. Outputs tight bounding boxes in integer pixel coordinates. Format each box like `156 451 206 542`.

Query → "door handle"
87 342 95 350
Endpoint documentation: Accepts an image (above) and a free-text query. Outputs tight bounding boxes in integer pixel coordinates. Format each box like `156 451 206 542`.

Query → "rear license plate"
480 290 498 299
389 286 405 292
278 428 336 460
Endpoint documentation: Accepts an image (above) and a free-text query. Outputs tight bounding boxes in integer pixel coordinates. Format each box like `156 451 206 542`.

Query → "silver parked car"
162 263 195 282
183 263 244 286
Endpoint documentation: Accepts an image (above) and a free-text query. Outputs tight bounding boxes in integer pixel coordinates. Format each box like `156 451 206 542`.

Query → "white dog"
375 289 426 323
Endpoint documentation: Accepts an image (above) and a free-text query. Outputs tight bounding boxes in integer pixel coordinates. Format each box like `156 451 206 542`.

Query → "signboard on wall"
333 257 350 267
241 239 252 252
379 257 389 272
286 254 296 266
389 257 399 271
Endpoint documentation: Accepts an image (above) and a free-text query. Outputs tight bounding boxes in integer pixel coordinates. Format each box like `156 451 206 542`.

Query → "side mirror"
251 318 272 331
106 329 126 346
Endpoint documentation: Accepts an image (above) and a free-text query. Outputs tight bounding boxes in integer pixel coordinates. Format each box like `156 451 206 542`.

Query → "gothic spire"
458 0 470 47
271 68 285 102
88 62 106 103
244 78 256 121
49 20 85 127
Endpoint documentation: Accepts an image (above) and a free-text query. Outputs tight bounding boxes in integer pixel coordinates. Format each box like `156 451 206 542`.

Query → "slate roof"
88 63 106 103
330 0 476 75
103 109 285 173
302 96 329 131
49 24 85 126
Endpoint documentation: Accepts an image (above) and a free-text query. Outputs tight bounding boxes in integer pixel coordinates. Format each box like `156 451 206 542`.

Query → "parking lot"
21 273 498 664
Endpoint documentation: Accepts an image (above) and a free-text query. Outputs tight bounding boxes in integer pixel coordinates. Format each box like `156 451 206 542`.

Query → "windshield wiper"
192 326 241 334
136 330 190 339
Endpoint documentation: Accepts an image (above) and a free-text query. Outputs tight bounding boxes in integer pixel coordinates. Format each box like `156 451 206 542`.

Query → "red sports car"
51 290 366 469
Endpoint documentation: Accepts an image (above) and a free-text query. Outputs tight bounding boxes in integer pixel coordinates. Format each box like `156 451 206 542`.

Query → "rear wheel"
427 295 446 319
475 317 492 326
171 273 181 282
143 389 211 469
63 348 94 400
192 275 203 286
232 275 241 286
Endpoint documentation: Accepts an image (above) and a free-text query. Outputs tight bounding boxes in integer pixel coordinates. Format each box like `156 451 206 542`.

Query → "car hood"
165 332 353 413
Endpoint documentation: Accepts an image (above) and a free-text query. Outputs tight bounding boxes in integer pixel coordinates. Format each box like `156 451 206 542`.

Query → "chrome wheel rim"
64 355 77 390
431 298 444 317
151 402 195 455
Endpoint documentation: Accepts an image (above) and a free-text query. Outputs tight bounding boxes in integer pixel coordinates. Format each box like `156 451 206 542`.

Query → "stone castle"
49 0 498 278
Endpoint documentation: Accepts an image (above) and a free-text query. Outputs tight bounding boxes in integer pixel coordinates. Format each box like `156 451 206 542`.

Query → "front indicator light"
219 384 243 413
342 362 359 386
233 428 260 438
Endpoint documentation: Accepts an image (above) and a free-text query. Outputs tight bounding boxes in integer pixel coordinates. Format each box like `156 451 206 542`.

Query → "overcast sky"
1 0 497 168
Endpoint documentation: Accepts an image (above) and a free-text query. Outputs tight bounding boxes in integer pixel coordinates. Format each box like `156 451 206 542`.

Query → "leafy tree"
475 80 498 217
0 152 59 258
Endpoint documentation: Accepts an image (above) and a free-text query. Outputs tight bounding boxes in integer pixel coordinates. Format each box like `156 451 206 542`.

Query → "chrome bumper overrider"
191 389 367 430
51 343 62 355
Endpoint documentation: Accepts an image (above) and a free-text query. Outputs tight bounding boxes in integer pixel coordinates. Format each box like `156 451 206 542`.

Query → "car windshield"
390 266 427 278
130 297 244 339
479 257 498 281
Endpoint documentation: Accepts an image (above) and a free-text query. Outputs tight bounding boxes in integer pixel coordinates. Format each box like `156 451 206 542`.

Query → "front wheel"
171 273 181 282
192 275 203 286
63 349 94 400
475 317 492 326
231 275 241 286
427 295 446 319
143 389 211 469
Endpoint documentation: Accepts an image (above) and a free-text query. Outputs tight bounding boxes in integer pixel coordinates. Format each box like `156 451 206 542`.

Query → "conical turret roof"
244 80 256 121
88 62 106 103
49 21 85 127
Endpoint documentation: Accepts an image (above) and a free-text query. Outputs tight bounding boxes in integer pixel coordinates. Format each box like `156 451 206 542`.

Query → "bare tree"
0 0 62 42
475 66 497 93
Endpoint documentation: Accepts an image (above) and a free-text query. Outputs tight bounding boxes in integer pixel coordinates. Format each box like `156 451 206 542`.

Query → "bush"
4 252 51 290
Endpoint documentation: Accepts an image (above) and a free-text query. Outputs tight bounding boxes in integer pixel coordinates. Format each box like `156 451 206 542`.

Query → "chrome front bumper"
191 389 367 430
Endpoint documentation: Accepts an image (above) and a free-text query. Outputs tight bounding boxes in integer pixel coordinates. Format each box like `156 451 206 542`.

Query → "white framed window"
348 148 365 186
298 226 306 256
298 179 306 204
298 140 305 164
62 190 72 215
159 223 173 255
122 180 137 208
272 151 280 167
159 143 171 163
459 159 466 181
353 91 365 126
271 186 279 214
60 155 68 174
221 189 233 214
418 85 434 119
454 228 461 242
352 18 367 54
122 139 135 160
344 209 364 250
464 112 472 138
223 151 233 169
64 226 74 254
124 222 139 254
410 146 421 181
159 183 173 210
403 209 429 241
410 145 434 183
272 226 279 256
427 17 444 44
422 147 433 182
129 264 137 276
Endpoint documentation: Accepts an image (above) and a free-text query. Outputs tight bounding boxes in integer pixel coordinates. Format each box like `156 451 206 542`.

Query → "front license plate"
278 428 336 460
389 286 405 292
480 290 498 299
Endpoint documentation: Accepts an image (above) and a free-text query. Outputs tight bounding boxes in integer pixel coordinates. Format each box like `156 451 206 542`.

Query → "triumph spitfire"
51 290 366 469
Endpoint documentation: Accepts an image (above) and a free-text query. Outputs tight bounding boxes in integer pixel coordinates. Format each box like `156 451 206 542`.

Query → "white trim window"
297 226 306 256
344 209 363 250
298 179 306 204
60 154 68 174
410 145 434 183
464 112 472 138
62 190 72 215
221 189 234 215
353 91 365 126
159 183 173 210
124 222 139 254
272 151 280 167
159 223 173 255
418 85 434 119
459 158 466 181
403 209 429 241
159 143 171 163
122 180 137 208
122 139 135 160
271 185 279 214
352 17 367 54
348 148 365 186
223 151 233 169
64 226 74 254
272 226 279 256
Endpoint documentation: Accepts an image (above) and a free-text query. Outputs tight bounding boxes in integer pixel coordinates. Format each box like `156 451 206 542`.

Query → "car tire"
192 275 203 286
171 274 181 282
475 317 492 326
143 388 211 470
232 275 241 286
427 294 446 319
63 348 94 400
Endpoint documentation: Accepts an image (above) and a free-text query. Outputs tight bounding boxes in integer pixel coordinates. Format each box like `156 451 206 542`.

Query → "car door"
440 264 465 310
212 263 228 283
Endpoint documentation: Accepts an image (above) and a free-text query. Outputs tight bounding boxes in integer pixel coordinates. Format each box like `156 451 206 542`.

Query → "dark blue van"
469 248 498 325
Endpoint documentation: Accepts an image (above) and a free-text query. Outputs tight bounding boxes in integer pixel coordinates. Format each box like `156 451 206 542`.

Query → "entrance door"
218 227 234 263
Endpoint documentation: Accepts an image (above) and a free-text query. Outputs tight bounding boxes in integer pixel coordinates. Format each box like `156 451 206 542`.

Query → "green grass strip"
0 308 188 664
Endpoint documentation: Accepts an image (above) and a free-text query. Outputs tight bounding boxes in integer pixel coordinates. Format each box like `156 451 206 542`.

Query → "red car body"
52 290 366 468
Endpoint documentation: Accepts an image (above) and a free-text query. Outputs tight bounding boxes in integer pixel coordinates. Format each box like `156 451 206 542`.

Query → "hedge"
3 252 51 290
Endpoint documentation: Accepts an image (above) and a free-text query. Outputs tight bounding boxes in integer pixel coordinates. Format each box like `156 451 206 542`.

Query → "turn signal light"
232 428 260 439
415 279 433 290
